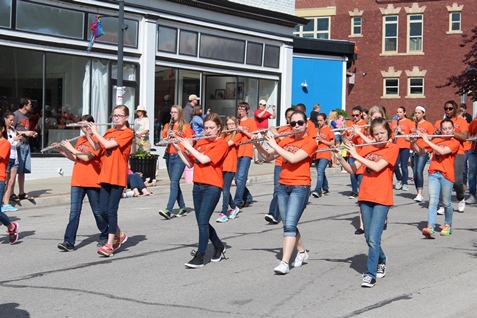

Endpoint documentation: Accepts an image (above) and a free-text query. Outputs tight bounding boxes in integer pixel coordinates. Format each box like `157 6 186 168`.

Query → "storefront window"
88 14 138 48
179 30 198 56
246 42 263 66
264 45 280 68
158 26 177 53
17 1 84 39
0 0 12 28
154 66 176 143
200 34 245 63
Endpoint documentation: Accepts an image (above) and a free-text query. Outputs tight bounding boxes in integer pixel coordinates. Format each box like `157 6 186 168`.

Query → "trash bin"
129 154 159 181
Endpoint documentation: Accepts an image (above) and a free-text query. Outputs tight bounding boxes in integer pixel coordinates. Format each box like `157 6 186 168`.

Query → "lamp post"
116 0 125 106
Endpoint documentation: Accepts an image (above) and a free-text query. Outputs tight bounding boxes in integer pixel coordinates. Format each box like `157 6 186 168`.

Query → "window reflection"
200 34 245 63
264 45 280 68
0 0 12 28
179 30 198 56
246 42 263 66
158 26 177 53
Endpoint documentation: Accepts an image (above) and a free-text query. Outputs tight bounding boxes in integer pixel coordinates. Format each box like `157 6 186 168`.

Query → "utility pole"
116 0 125 106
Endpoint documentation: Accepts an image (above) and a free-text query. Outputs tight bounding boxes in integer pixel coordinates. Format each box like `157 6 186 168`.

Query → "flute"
40 135 82 153
332 124 370 132
315 141 390 153
394 134 453 139
155 135 216 146
239 131 302 145
66 123 118 127
467 135 477 142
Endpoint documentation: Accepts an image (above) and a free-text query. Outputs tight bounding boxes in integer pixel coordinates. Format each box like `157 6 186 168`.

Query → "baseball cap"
259 100 267 105
188 94 200 101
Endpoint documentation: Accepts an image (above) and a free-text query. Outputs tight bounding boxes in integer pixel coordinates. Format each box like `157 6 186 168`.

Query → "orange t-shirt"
98 128 133 187
434 117 468 155
222 133 241 173
391 118 413 149
426 138 460 183
345 118 366 144
315 126 334 161
190 138 229 189
357 143 399 206
468 119 477 151
278 134 317 186
237 117 257 158
71 136 101 188
275 125 292 167
412 120 434 149
162 122 193 155
0 139 10 182
307 120 318 139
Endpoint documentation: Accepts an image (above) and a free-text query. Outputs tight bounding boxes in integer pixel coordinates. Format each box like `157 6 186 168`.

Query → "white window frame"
351 16 362 36
383 15 398 53
408 14 423 53
383 78 399 98
449 12 461 32
293 17 330 39
407 77 424 98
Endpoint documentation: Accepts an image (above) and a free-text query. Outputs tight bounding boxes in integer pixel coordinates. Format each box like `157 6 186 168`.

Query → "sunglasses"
352 114 360 117
290 120 305 127
444 107 454 111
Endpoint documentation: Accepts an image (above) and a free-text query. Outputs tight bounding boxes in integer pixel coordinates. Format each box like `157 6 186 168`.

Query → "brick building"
295 0 477 122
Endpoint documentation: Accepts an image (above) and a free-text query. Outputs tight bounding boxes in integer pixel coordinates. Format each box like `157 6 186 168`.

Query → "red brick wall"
297 0 477 122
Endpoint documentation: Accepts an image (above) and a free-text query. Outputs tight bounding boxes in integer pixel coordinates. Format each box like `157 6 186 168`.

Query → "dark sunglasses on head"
444 107 454 111
290 120 305 127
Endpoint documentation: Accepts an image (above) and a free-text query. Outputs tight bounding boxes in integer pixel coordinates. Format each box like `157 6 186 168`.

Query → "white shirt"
134 117 150 139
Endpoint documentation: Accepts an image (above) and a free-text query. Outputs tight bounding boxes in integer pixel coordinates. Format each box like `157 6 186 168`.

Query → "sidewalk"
14 162 342 209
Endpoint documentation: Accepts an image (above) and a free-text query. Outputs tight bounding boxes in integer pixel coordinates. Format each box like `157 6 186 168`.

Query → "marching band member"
412 119 460 238
255 111 317 275
173 113 229 268
311 113 334 198
391 107 413 191
159 105 193 219
88 105 133 257
336 117 399 287
216 116 241 223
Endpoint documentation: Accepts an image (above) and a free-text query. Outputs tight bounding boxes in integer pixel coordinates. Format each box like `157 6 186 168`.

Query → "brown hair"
171 105 187 134
223 116 239 138
204 113 223 136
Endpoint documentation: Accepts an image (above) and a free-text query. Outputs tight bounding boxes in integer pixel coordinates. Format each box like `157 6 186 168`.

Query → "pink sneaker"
8 222 19 245
113 232 128 249
97 243 114 257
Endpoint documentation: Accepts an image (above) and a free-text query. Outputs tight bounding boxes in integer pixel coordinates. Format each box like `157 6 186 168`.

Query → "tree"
439 26 477 101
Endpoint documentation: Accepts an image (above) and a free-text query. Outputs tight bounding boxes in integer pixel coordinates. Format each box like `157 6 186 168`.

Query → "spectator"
310 103 321 128
133 105 151 153
459 103 472 124
184 94 200 124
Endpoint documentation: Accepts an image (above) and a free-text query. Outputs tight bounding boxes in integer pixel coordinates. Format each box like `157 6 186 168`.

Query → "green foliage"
335 109 348 118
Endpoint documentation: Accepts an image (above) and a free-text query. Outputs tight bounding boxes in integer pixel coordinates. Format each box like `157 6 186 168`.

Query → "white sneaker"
414 194 423 202
402 184 408 191
437 207 444 215
292 251 309 268
274 261 289 275
458 199 465 212
395 181 402 190
466 195 477 204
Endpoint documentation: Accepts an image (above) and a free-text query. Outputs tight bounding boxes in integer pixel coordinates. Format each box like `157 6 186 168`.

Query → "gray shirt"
183 102 194 124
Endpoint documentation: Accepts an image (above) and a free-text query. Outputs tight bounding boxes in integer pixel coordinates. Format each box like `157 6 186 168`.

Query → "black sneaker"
58 241 74 251
376 263 386 278
264 214 279 224
354 228 364 235
211 245 227 262
323 190 330 195
361 274 376 288
348 192 358 199
159 209 171 220
185 252 204 268
311 191 321 198
176 208 187 217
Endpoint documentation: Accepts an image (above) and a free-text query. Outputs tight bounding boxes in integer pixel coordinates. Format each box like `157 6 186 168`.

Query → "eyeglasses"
444 107 454 111
352 114 360 117
170 111 178 114
112 114 126 118
290 120 305 127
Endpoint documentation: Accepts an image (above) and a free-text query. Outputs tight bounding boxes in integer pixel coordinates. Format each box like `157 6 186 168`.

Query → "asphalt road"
2 173 477 317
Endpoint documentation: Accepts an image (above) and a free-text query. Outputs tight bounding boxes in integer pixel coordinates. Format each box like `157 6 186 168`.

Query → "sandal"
10 194 20 202
19 193 34 200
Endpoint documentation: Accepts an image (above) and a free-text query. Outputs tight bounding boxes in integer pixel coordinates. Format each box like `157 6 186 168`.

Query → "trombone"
40 135 82 153
315 141 390 153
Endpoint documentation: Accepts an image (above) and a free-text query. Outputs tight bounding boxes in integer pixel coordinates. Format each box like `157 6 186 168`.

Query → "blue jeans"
64 187 108 246
394 148 410 185
412 152 428 190
193 183 223 254
99 183 124 235
277 184 310 237
267 165 282 220
428 172 454 228
468 151 477 196
348 157 358 193
313 158 329 194
0 182 12 227
166 154 186 211
221 171 236 215
360 201 389 279
17 143 31 174
128 173 146 191
453 154 465 201
463 150 469 185
234 156 253 206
